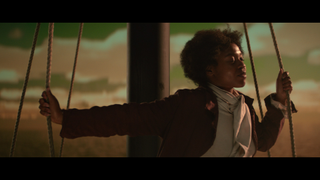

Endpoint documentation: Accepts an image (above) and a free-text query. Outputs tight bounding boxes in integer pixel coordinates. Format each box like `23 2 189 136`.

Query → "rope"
268 23 296 157
9 23 41 157
59 23 84 157
243 23 271 157
46 23 55 157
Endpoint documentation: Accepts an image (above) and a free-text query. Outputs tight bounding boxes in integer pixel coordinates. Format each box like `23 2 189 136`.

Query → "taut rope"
46 23 55 157
268 23 296 157
59 23 84 157
9 23 41 157
243 23 271 157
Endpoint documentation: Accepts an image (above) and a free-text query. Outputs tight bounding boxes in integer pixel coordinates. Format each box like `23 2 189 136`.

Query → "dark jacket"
60 86 297 157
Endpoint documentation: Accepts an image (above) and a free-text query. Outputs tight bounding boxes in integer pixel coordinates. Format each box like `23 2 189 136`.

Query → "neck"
208 83 238 96
215 85 234 94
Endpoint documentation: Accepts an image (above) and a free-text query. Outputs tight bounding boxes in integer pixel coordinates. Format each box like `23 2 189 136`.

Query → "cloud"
0 69 19 82
0 28 128 84
52 87 127 108
80 28 127 50
0 86 128 118
289 80 320 109
169 34 193 67
185 23 320 59
261 79 320 93
292 80 319 91
1 25 320 113
240 23 285 57
241 23 320 58
256 79 320 95
168 23 320 66
0 87 43 100
253 79 320 110
262 81 277 94
308 49 320 65
65 72 99 83
0 45 31 79
235 79 320 112
235 82 256 96
51 28 127 51
275 23 320 57
8 28 23 39
170 34 192 53
0 88 21 100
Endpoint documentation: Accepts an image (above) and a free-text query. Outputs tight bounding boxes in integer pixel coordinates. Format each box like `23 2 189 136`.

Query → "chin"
235 81 246 88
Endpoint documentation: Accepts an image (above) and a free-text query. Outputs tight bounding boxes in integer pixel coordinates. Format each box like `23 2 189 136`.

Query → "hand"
276 68 293 105
39 88 63 125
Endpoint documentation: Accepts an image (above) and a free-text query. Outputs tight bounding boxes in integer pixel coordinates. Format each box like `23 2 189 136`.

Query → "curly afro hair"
180 28 244 87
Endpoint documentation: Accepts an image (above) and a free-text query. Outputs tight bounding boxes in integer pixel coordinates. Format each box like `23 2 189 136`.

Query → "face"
206 43 246 92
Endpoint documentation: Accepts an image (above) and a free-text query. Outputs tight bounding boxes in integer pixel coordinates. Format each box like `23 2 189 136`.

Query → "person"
39 28 297 157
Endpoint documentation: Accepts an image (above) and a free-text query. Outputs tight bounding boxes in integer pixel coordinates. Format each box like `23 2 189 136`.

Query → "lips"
238 72 247 78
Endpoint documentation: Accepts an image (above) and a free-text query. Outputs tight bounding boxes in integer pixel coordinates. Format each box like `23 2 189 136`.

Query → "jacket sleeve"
254 94 297 152
60 92 182 139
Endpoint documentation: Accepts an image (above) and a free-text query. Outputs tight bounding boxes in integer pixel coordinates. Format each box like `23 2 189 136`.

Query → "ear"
206 65 215 78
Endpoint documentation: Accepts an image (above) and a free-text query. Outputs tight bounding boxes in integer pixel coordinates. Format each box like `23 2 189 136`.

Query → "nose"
237 58 246 70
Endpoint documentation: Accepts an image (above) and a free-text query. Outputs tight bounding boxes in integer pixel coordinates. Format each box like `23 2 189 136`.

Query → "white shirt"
201 83 287 157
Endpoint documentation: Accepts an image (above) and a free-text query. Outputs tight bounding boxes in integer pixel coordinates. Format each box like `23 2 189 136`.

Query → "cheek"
218 71 234 82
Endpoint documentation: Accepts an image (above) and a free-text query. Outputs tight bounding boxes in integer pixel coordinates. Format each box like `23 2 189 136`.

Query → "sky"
1 22 320 120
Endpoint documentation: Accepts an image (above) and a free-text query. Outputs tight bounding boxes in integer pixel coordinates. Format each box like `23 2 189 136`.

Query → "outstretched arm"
59 93 182 139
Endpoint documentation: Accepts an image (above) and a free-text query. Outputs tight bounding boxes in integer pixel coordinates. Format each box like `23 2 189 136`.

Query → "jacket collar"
197 86 254 114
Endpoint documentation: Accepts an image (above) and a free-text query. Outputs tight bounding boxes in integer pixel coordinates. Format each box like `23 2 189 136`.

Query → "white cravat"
202 83 255 157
